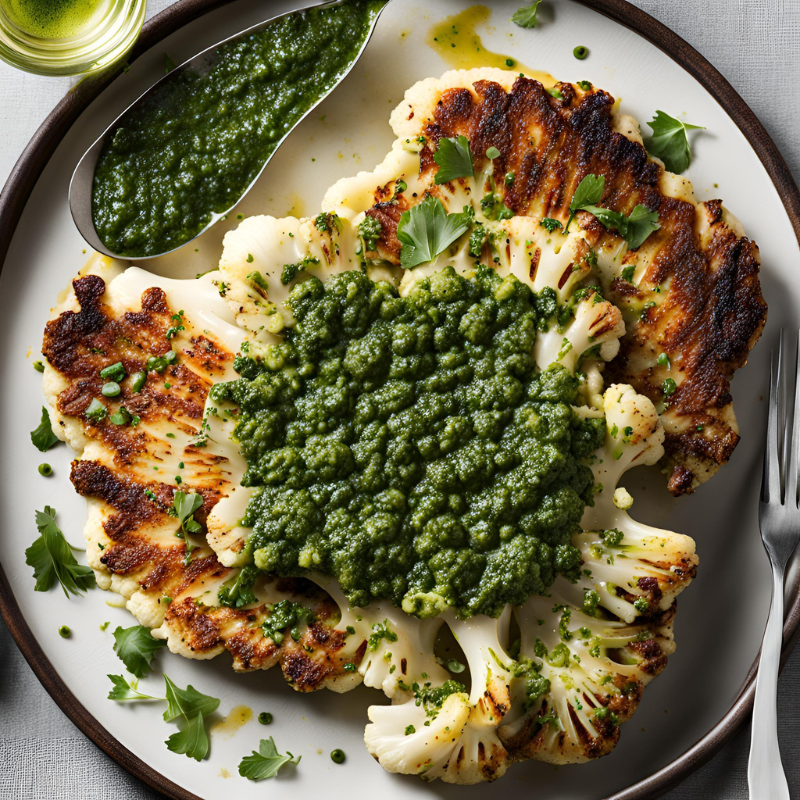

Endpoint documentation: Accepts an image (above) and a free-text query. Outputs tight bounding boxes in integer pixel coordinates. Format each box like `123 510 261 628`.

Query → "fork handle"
748 565 789 800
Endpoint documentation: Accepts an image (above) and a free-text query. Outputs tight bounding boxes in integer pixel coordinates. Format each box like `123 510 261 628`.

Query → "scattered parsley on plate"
112 625 167 678
511 0 542 28
30 406 60 452
645 110 704 174
238 737 301 781
25 506 95 597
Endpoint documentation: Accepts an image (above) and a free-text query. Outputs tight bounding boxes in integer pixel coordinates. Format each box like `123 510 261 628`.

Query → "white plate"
0 1 796 798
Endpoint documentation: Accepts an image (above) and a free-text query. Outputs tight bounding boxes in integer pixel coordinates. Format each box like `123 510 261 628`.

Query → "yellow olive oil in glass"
0 0 146 76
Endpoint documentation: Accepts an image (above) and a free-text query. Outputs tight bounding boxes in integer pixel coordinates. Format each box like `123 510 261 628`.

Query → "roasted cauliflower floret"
364 691 471 779
498 591 674 764
534 290 625 373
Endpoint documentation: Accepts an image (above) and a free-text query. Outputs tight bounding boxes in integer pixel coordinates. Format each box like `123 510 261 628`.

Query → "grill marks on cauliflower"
342 67 765 496
39 68 718 786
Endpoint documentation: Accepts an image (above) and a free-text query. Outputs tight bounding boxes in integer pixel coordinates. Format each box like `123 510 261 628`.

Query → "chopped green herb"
573 45 589 60
110 407 133 426
540 217 563 233
33 360 45 372
368 620 398 651
258 712 273 725
58 625 71 638
358 215 383 253
100 362 126 382
130 371 147 393
281 255 319 285
330 749 346 764
38 463 53 477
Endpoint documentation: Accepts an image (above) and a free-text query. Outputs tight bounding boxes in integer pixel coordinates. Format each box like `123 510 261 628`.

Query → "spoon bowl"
69 0 389 261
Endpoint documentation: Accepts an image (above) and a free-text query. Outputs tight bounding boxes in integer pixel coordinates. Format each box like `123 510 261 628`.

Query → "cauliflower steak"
40 67 774 787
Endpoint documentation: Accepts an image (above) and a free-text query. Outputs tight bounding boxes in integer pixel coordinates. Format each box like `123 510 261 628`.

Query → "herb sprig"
163 675 221 761
566 174 660 249
238 737 301 781
25 506 95 597
645 110 704 174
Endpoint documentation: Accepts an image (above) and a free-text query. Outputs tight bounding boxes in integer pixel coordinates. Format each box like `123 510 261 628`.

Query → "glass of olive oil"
0 0 146 76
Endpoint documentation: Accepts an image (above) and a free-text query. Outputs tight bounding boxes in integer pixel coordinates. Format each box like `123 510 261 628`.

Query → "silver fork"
749 330 800 800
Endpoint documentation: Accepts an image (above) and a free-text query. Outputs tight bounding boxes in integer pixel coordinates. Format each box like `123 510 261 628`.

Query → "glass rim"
0 0 147 76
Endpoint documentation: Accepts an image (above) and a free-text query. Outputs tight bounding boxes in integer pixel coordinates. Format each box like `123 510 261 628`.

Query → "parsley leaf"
433 135 474 184
566 174 660 248
218 564 259 608
161 675 220 762
565 173 605 231
169 492 203 533
511 0 542 28
581 202 661 249
238 737 301 781
170 491 203 564
113 625 166 678
31 406 60 452
166 711 210 762
163 675 220 722
25 506 95 597
107 674 163 702
645 110 704 174
396 196 471 269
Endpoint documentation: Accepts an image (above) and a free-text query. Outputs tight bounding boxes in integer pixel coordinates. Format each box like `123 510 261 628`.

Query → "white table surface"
1 0 799 797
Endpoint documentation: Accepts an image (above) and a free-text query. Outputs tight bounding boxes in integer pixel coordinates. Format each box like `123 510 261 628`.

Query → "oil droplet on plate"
212 705 253 738
427 4 554 86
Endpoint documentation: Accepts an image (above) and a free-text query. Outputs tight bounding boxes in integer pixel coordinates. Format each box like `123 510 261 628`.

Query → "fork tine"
788 331 800 509
762 333 783 504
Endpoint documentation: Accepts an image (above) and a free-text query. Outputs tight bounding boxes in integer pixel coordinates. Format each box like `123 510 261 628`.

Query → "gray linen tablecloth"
2 1 799 797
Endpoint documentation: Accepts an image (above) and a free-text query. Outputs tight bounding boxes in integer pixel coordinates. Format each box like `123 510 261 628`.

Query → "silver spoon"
69 0 390 261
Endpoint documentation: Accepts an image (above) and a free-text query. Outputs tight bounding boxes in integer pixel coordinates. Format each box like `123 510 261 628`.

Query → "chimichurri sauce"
91 0 383 257
212 268 605 619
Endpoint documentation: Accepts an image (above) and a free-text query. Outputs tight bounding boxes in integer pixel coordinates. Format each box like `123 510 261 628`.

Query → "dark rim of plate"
0 1 798 798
